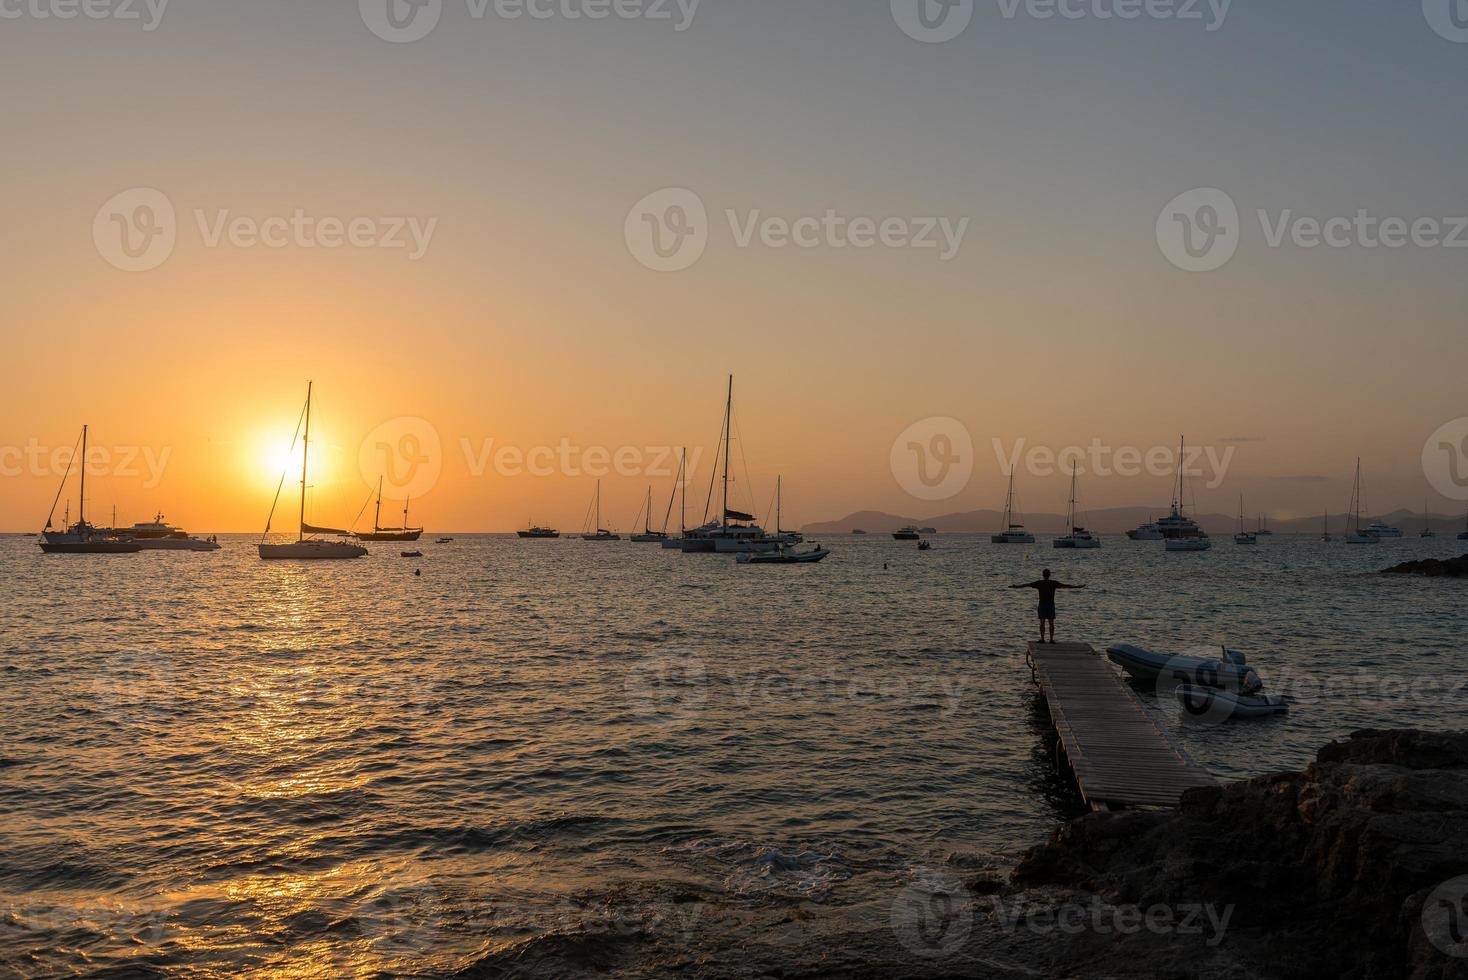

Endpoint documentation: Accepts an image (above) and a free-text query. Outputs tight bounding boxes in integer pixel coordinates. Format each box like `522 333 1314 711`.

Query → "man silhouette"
1010 569 1084 644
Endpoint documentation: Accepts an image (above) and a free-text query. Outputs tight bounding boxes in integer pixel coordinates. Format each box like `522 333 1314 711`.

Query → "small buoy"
883 562 889 570
415 569 421 577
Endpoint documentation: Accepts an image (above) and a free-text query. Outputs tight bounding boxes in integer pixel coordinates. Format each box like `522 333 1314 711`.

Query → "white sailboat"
581 480 621 541
1053 460 1101 549
1234 495 1258 545
259 383 369 560
1344 458 1379 545
992 468 1036 544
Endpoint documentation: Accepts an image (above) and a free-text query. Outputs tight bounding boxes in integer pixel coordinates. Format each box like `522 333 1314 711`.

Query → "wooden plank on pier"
1029 642 1215 810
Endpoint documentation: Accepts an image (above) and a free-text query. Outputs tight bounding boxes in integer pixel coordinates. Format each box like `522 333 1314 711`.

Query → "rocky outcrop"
1383 554 1468 577
1013 730 1468 978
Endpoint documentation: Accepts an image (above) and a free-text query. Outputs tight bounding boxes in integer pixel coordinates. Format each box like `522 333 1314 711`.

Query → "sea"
2 532 1464 977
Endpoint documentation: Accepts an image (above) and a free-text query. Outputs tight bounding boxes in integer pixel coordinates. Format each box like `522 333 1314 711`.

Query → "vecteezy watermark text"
992 437 1234 488
460 439 702 480
1158 188 1468 273
891 0 1231 44
625 188 969 272
0 439 171 488
359 0 700 43
0 0 168 30
93 188 438 272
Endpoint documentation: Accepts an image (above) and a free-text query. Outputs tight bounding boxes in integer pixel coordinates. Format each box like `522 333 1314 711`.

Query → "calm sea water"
2 532 1465 976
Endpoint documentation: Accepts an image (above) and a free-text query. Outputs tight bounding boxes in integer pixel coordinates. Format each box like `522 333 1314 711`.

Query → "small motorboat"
436 537 454 544
1175 683 1288 720
737 544 830 564
1106 643 1262 693
401 550 423 558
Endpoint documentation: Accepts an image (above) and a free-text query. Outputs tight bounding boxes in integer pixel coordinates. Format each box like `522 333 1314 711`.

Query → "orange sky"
4 4 1466 532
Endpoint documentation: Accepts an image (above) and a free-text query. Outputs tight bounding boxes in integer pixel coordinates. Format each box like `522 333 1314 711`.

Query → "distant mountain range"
801 508 1468 536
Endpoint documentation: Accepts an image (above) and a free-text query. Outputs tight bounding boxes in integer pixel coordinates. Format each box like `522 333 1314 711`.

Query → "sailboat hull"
354 529 423 541
630 533 668 542
259 541 368 559
39 539 141 554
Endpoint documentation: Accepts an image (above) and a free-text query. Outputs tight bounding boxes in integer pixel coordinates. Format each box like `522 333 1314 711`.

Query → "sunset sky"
3 1 1465 531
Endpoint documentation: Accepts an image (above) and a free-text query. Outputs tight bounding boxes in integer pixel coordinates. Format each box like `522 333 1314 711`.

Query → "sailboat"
1344 458 1379 545
355 477 424 541
661 448 689 549
773 476 803 544
1053 461 1101 549
680 376 777 554
1255 514 1273 536
630 485 668 542
1459 509 1468 541
1234 495 1258 545
1321 511 1332 543
38 425 141 554
581 480 621 541
1419 504 1437 538
259 383 369 560
991 468 1036 544
1163 437 1212 551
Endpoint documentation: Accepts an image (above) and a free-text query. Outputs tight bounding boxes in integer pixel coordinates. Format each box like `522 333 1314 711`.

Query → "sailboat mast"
680 448 687 534
79 424 88 528
777 475 782 533
1068 460 1078 530
722 375 732 528
300 382 312 542
375 477 383 531
646 486 652 534
596 479 601 532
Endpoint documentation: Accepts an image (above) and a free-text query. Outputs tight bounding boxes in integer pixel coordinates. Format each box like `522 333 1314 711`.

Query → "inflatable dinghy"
1175 683 1289 720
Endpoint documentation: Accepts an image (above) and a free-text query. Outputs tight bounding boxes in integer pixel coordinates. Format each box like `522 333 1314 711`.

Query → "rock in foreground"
1012 729 1468 978
1383 554 1468 577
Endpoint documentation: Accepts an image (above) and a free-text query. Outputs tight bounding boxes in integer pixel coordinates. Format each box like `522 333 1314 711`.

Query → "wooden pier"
1028 642 1215 810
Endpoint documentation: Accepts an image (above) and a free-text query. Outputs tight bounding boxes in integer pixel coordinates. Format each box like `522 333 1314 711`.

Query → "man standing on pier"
1010 569 1084 644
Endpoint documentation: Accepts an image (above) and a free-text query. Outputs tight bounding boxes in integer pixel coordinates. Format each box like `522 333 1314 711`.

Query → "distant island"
801 507 1463 537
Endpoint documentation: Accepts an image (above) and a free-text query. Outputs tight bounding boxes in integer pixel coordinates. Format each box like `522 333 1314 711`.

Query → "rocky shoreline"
1383 554 1468 577
1009 729 1468 979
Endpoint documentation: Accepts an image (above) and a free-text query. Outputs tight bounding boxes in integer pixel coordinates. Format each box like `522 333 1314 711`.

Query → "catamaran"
354 478 424 541
581 480 621 541
1053 460 1100 549
892 525 921 541
1235 495 1258 545
1161 437 1212 551
1344 458 1379 545
680 376 779 554
259 383 369 560
38 425 142 554
991 468 1036 544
